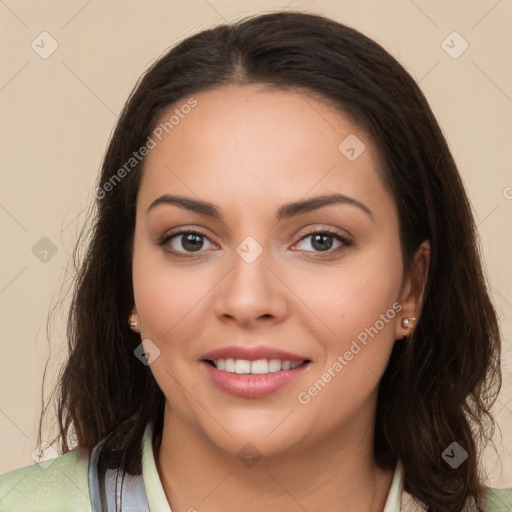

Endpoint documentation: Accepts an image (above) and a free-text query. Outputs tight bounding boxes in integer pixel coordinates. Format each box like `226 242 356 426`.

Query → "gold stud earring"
128 313 139 332
401 317 416 337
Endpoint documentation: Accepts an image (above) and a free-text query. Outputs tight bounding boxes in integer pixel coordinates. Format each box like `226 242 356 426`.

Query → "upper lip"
202 345 309 363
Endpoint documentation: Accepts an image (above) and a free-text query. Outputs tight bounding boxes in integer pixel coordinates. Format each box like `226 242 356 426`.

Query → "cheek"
132 239 212 341
131 243 211 414
289 243 403 403
293 249 402 341
343 263 401 356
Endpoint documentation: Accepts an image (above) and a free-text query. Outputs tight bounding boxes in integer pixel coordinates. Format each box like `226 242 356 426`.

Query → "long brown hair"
41 11 501 511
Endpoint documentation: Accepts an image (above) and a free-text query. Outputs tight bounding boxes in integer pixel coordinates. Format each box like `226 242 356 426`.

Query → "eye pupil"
182 233 203 252
311 233 333 252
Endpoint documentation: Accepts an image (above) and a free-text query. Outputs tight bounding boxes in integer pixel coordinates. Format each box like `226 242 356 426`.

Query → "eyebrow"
146 193 373 221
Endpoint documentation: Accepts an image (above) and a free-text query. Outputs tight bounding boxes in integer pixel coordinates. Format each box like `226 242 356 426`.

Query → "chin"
195 412 310 461
213 431 302 462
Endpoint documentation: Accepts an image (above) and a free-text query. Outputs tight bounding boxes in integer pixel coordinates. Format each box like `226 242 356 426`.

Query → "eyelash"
156 227 353 259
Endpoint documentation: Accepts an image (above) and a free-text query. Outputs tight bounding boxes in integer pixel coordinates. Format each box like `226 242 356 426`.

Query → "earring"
128 313 139 332
401 317 416 337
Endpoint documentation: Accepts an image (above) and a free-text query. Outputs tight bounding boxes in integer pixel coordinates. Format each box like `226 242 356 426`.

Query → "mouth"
200 345 312 397
203 358 310 374
201 357 312 398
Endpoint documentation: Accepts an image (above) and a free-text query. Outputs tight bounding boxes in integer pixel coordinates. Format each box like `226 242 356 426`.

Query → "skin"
130 84 430 512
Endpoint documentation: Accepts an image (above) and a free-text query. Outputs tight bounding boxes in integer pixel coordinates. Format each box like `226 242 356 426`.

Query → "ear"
395 240 430 339
128 306 141 333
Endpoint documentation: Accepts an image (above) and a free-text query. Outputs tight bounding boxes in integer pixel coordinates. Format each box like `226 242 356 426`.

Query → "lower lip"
202 361 310 398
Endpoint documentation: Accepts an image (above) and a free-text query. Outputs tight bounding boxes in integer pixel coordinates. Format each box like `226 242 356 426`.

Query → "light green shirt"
1 424 510 511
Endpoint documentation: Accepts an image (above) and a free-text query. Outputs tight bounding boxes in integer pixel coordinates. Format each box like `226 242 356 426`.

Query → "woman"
0 10 510 512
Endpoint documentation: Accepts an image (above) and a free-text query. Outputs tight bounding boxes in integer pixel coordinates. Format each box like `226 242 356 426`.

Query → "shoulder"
482 486 512 512
0 448 91 512
402 486 512 512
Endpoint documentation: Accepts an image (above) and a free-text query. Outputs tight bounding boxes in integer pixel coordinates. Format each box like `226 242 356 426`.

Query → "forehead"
137 85 394 225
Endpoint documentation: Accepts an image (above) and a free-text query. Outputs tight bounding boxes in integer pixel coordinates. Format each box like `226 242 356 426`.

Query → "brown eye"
178 233 205 252
295 229 352 254
158 229 216 257
310 233 334 252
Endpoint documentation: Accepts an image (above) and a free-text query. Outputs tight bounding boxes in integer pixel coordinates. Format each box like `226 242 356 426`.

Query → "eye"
156 226 352 258
157 229 216 257
294 228 352 254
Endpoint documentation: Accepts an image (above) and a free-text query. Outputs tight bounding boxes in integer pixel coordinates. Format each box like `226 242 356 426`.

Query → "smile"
206 358 306 374
200 345 312 397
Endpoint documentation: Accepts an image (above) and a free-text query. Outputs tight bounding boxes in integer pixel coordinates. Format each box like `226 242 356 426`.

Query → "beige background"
0 0 511 488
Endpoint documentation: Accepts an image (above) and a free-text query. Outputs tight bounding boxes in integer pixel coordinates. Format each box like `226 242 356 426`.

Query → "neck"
154 405 395 512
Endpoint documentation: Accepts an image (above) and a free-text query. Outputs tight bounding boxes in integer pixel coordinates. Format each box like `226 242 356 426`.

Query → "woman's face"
132 84 423 457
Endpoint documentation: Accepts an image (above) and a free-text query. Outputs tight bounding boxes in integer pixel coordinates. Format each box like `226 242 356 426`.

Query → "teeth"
251 359 268 374
234 359 251 374
225 358 235 372
268 359 282 372
212 358 304 374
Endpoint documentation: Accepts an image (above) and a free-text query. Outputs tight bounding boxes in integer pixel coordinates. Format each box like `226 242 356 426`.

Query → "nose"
214 245 289 328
